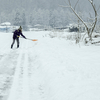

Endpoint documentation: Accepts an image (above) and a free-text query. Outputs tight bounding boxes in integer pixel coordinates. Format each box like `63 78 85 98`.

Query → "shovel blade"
32 39 38 41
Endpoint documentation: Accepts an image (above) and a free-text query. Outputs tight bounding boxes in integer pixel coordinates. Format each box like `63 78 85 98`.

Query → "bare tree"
60 0 98 43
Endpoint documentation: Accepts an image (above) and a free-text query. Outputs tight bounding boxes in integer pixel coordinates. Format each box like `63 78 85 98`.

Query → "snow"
0 31 100 100
0 22 11 26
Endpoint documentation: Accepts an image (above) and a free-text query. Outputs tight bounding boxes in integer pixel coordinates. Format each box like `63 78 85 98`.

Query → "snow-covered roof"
34 24 41 27
0 22 11 26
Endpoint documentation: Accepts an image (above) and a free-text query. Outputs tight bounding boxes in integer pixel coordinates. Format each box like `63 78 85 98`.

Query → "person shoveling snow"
11 26 26 49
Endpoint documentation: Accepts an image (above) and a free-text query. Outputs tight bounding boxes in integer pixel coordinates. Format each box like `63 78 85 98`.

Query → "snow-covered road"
0 31 100 100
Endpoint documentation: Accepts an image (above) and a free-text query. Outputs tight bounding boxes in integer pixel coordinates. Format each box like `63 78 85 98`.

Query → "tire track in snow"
7 50 24 100
0 50 19 100
8 40 31 100
19 51 31 100
27 52 47 100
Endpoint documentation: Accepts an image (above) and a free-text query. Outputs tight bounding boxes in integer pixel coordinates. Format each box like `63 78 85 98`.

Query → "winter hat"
19 26 22 30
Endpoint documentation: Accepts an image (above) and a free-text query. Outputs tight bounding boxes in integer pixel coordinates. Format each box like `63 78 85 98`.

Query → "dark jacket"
13 30 26 39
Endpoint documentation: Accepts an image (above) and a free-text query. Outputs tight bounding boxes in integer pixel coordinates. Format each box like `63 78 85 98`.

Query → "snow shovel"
26 38 38 41
18 36 38 41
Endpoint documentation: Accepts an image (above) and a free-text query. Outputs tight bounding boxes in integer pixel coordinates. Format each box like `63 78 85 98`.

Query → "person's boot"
17 45 19 48
11 45 13 49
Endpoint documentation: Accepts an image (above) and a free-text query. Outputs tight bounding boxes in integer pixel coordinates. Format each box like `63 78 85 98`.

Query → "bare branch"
87 17 95 21
64 0 69 6
68 0 71 6
60 0 98 41
88 0 93 4
74 0 79 10
58 5 70 8
69 6 88 30
89 0 97 34
89 13 92 18
87 17 94 21
87 14 100 21
60 0 88 31
97 5 100 12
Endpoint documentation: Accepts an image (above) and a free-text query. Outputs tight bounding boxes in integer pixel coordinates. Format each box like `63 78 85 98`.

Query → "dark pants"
11 38 19 48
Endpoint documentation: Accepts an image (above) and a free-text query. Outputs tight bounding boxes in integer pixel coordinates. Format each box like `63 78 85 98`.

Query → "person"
11 26 26 49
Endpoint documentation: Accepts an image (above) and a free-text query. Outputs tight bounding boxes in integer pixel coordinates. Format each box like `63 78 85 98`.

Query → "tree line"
0 8 79 29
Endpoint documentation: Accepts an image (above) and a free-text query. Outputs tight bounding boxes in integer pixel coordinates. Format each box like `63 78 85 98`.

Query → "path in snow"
4 32 46 100
7 38 39 100
0 32 40 100
0 31 100 100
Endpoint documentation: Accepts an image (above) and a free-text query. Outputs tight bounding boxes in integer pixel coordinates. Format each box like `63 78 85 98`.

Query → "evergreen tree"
21 12 27 30
14 12 21 26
